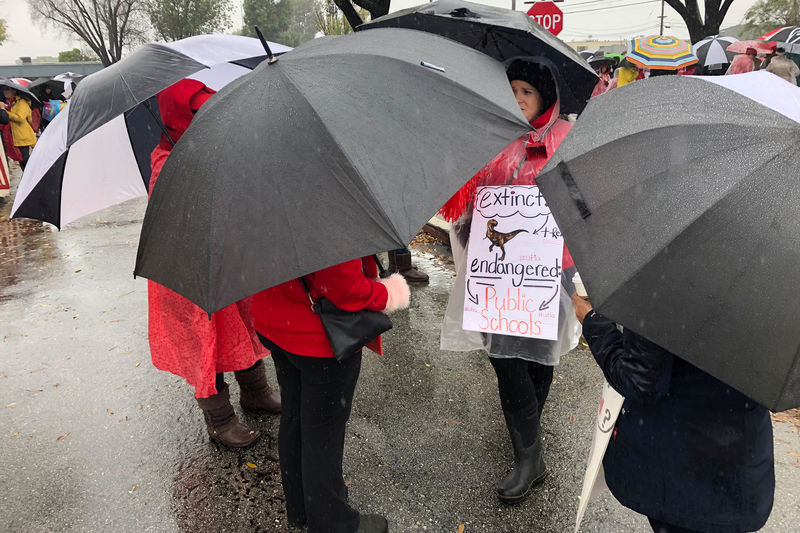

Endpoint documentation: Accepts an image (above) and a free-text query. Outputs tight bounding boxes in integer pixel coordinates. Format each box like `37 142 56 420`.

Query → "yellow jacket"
7 97 37 146
617 66 639 88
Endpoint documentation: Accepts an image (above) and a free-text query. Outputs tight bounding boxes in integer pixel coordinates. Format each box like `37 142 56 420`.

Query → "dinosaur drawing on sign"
486 219 527 261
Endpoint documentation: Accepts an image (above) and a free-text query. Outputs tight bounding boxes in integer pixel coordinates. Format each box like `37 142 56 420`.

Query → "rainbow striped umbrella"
626 35 698 70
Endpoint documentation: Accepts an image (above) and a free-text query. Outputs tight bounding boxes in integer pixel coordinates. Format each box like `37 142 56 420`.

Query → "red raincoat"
147 79 267 398
251 257 388 358
439 104 575 270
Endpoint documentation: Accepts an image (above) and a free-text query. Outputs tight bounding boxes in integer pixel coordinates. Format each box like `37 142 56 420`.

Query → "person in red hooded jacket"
440 59 581 505
147 79 281 450
250 259 409 533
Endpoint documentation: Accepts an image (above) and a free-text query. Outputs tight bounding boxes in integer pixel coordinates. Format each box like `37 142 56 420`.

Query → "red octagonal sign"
527 2 563 36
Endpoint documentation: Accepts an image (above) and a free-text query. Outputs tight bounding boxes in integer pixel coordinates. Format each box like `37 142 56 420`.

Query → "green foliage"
241 0 317 47
58 48 98 62
0 18 7 46
314 0 368 35
743 0 800 38
147 0 233 41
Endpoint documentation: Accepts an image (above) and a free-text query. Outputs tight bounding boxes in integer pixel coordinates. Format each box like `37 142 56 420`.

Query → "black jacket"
0 109 8 125
583 312 774 533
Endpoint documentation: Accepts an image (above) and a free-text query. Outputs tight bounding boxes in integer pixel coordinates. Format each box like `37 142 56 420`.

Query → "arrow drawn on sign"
539 286 559 311
467 278 479 305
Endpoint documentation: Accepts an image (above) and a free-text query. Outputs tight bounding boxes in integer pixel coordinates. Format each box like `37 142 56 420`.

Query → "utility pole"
659 0 665 35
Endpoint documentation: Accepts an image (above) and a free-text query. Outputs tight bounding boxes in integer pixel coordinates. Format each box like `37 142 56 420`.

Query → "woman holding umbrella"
439 58 581 505
147 79 282 449
250 261 410 533
1 84 37 170
571 295 774 533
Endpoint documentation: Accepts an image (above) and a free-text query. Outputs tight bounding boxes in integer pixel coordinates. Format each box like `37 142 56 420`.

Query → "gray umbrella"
135 28 532 315
536 71 800 411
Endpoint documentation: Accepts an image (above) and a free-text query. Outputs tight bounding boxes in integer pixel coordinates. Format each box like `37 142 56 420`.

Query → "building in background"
565 39 626 54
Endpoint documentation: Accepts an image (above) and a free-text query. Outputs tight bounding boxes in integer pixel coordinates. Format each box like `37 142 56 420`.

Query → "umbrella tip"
254 26 278 65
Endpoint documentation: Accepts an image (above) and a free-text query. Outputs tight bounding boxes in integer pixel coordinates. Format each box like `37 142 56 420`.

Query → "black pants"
490 357 553 447
18 145 30 171
648 517 704 533
260 334 361 533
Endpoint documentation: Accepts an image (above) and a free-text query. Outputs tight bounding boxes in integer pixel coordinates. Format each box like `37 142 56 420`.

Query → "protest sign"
462 185 564 340
574 380 625 532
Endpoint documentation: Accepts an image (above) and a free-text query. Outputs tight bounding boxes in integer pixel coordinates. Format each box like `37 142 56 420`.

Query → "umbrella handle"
255 27 279 65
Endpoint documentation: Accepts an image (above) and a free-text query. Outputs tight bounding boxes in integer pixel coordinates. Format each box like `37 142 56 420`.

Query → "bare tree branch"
27 0 147 65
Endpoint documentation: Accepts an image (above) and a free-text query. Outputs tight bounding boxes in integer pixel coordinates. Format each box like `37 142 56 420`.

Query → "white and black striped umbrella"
692 34 738 68
11 34 289 228
760 26 800 45
537 71 800 410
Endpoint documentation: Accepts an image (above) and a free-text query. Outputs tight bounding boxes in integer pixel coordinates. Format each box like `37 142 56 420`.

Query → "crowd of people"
137 57 775 533
2 35 789 533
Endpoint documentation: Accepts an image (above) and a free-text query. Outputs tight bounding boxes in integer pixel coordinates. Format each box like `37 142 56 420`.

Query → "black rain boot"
394 250 429 283
496 426 547 504
356 513 389 533
196 383 261 448
234 361 281 414
388 250 399 273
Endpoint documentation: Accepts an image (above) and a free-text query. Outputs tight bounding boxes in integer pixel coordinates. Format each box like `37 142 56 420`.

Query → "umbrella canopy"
579 49 600 59
28 72 84 99
134 28 532 315
759 26 800 44
693 35 738 67
587 54 616 70
11 35 288 228
727 39 774 54
626 35 698 70
535 71 800 411
0 78 41 107
357 0 597 114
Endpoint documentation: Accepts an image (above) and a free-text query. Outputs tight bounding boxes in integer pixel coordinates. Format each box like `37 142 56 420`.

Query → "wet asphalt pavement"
1 165 799 533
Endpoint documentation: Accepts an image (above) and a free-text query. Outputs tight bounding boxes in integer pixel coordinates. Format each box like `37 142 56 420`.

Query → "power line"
561 0 660 14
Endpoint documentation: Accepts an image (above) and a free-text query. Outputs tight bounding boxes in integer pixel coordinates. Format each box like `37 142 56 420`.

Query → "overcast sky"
0 0 759 64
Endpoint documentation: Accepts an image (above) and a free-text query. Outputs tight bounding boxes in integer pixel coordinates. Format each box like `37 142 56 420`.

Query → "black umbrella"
28 73 84 99
0 79 41 108
134 28 532 315
536 71 800 411
10 35 288 229
357 0 597 114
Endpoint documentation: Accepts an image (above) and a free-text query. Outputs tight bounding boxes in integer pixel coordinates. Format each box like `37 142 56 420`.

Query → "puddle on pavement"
0 214 57 301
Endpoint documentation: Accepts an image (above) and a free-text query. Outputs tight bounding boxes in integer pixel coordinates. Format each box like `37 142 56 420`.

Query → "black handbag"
299 255 393 362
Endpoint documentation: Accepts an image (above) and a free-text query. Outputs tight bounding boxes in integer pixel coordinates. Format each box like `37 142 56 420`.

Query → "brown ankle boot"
234 362 281 414
395 251 429 283
196 383 261 448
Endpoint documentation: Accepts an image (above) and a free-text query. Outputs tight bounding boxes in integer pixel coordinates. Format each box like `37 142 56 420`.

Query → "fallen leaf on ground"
74 269 81 273
458 525 466 533
569 416 575 425
56 433 70 441
129 485 138 493
246 462 257 469
29 368 44 373
344 479 352 487
135 362 140 367
6 402 16 408
11 432 19 437
27 389 43 393
138 404 143 410
444 419 461 425
789 451 800 457
107 409 114 415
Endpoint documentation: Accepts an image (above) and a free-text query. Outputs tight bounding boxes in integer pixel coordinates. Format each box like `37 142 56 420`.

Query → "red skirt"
146 146 267 398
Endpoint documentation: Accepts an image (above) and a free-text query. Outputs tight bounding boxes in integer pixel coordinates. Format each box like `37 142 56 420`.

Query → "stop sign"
527 2 563 36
